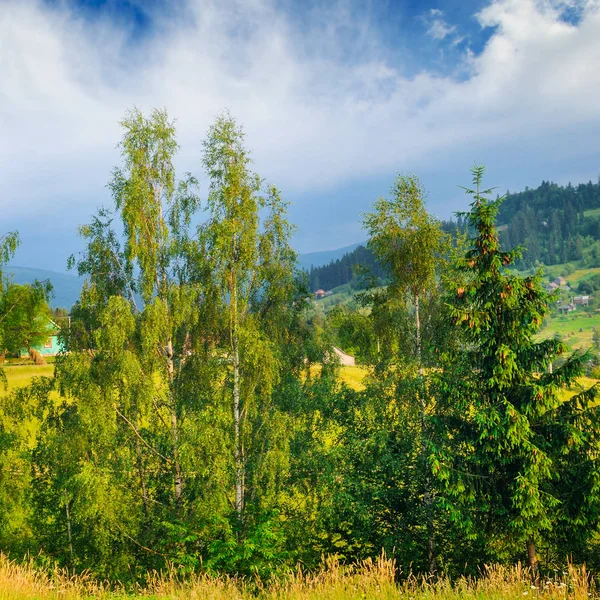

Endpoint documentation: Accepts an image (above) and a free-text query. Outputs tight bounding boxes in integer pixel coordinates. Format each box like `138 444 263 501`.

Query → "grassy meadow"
538 311 600 350
0 554 597 600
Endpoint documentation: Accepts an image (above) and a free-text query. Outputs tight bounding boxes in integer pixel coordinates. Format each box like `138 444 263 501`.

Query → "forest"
1 109 600 591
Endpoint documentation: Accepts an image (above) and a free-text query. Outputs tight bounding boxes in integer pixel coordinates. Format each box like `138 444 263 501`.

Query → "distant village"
546 276 593 315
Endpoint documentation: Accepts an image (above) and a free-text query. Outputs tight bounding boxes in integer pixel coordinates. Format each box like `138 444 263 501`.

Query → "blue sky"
2 0 600 271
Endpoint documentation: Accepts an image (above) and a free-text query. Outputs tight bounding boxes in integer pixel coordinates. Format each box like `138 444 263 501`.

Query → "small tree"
364 174 446 364
0 230 52 360
0 282 52 357
0 231 20 366
435 165 600 580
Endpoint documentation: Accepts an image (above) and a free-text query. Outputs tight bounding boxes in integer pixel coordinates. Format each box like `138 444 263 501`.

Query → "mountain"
5 266 83 309
297 242 366 271
304 178 600 294
306 244 386 292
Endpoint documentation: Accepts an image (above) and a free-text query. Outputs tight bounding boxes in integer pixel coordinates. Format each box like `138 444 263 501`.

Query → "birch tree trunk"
167 339 183 506
232 255 244 521
416 291 436 573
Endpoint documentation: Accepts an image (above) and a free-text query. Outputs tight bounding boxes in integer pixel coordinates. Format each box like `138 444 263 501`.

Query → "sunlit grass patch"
307 364 369 391
0 364 55 396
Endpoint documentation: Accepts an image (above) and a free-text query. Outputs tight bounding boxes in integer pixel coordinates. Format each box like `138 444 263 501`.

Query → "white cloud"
423 8 458 40
1 0 600 229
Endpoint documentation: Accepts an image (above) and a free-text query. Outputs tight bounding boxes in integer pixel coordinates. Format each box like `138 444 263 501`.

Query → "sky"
2 0 600 272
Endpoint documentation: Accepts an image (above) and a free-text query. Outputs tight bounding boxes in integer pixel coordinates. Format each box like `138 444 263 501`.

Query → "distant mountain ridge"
296 242 366 271
5 266 83 309
5 243 367 311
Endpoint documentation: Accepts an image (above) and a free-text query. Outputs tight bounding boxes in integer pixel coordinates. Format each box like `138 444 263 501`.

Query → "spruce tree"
434 165 600 580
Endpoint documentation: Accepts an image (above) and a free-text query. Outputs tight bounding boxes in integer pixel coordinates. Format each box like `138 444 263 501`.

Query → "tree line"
1 110 600 584
497 179 600 267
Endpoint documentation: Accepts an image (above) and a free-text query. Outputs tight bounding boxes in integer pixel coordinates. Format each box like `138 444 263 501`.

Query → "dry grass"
0 554 597 599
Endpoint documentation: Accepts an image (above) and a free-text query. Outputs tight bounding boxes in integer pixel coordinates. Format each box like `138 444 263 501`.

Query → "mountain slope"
5 266 82 309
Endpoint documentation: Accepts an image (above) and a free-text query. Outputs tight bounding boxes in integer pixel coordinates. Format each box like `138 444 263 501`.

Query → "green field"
584 207 600 218
0 363 54 395
539 311 600 350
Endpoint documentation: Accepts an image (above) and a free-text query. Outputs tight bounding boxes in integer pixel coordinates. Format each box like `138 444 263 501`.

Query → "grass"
307 364 369 391
561 267 600 285
338 365 369 391
0 554 597 599
538 311 600 350
0 363 55 395
584 208 600 219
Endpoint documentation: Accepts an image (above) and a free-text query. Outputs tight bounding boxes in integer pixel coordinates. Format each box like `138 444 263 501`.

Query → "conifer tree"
435 165 600 580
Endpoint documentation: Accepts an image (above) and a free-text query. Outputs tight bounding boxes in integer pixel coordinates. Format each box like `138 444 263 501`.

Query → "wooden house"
558 303 576 315
574 295 590 306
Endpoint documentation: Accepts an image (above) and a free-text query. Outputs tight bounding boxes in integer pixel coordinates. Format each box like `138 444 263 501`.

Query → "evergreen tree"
435 166 600 580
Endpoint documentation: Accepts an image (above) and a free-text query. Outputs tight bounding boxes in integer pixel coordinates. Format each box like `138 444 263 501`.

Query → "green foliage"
0 233 52 359
434 165 600 567
0 282 53 355
0 231 20 358
496 178 600 267
364 174 445 303
6 116 600 586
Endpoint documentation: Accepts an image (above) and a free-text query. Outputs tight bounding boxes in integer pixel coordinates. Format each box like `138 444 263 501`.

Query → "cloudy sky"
2 0 600 271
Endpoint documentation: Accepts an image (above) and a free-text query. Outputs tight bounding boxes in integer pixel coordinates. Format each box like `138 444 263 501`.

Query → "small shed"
333 346 355 367
20 318 64 357
314 289 326 299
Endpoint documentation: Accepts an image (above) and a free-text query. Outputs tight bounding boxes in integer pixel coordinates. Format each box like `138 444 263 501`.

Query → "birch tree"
200 114 296 526
364 175 444 365
55 108 201 567
363 174 446 573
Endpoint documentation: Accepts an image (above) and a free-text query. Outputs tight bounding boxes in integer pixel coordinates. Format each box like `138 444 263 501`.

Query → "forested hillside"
497 179 600 267
307 244 386 291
